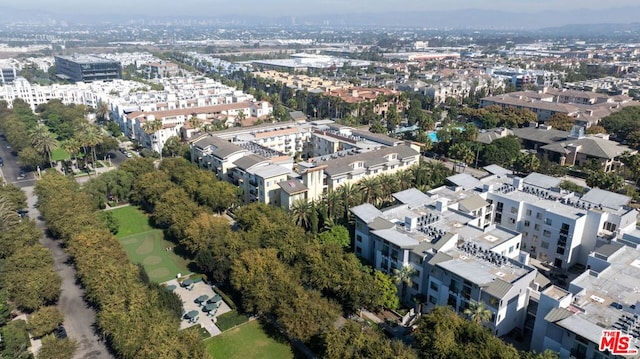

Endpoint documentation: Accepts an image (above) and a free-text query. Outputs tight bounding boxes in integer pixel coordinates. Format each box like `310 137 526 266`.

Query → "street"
0 137 37 188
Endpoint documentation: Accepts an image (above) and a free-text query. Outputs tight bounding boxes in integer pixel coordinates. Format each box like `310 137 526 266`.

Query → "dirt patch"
143 256 162 265
136 237 154 255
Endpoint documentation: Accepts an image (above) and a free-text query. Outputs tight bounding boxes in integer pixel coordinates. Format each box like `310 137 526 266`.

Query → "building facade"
54 55 122 83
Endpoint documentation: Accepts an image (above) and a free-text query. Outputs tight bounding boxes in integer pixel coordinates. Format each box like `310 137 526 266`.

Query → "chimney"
436 198 449 213
513 177 524 190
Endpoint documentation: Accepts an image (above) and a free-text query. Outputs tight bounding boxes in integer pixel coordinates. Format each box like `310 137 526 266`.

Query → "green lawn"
110 206 191 282
110 205 154 238
51 147 70 161
206 321 294 359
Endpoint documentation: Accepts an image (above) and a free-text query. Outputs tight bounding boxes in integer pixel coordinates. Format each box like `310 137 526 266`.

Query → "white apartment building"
484 172 637 269
531 243 640 359
351 187 537 337
124 101 272 153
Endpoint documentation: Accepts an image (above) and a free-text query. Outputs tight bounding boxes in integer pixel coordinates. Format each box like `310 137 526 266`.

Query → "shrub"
213 287 237 310
215 310 249 332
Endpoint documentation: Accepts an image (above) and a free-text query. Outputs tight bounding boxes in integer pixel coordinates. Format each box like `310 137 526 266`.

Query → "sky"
3 0 639 17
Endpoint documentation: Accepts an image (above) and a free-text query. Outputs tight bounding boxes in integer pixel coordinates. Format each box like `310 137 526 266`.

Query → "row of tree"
289 159 452 234
35 171 208 359
0 184 76 358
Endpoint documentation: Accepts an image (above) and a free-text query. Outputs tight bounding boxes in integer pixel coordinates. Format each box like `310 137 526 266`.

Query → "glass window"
543 230 551 237
541 241 549 249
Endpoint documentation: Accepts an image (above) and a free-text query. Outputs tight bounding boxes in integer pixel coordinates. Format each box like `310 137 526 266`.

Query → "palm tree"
96 101 110 123
337 182 361 224
142 119 163 156
236 110 246 124
394 169 414 192
290 198 313 231
393 265 417 305
78 123 102 165
321 190 343 225
30 124 58 166
377 173 398 205
62 137 81 168
187 115 202 131
358 176 380 205
464 301 493 324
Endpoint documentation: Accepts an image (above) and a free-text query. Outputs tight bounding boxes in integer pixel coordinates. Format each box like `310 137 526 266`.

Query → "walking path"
24 186 112 359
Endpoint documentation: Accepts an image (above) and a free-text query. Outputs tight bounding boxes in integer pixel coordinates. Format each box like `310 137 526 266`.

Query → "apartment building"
351 187 537 336
190 128 419 208
480 88 638 125
324 87 400 117
141 61 180 78
123 101 272 153
254 70 353 92
484 171 636 268
531 243 640 359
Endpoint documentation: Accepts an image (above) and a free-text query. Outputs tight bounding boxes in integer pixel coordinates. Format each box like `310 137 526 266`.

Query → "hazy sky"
4 0 639 16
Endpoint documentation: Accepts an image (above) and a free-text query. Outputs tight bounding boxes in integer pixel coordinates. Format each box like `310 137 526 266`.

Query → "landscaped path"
24 186 112 359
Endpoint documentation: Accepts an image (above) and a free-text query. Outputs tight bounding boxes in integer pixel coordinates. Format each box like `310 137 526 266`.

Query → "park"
109 204 295 358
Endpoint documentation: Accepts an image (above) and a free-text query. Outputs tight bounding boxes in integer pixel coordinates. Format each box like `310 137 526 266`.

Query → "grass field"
51 147 70 162
111 206 154 238
110 206 191 283
206 321 294 359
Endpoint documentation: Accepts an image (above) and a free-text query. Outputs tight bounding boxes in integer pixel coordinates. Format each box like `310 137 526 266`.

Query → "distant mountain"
0 6 639 30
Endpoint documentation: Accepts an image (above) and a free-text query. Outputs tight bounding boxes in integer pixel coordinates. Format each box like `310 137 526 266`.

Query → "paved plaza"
165 279 232 336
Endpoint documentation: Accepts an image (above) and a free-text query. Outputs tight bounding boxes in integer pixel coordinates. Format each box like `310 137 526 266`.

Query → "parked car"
125 152 133 158
17 172 26 180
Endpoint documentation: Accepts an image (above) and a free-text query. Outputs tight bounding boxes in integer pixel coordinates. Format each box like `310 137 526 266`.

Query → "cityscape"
1 1 640 359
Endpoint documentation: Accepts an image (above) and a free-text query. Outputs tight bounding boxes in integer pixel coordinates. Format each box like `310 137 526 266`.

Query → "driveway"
23 186 112 359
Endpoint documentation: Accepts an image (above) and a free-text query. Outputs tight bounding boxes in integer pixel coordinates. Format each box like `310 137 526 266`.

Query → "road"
0 137 37 188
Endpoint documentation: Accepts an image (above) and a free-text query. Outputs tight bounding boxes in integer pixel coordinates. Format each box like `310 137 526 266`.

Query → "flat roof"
55 54 119 64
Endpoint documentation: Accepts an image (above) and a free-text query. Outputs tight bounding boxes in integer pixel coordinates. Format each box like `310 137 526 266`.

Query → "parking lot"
164 279 232 336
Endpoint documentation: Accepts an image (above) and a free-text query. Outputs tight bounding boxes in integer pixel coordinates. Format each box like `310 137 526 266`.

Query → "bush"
213 286 237 310
27 306 64 338
215 310 249 332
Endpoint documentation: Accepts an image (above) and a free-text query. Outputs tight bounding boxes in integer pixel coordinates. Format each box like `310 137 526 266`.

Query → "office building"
54 55 122 83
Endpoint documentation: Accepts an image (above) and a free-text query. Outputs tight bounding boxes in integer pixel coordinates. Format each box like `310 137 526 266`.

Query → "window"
430 282 439 292
556 247 565 255
536 212 542 219
526 209 532 216
516 242 520 249
545 218 552 225
543 230 551 238
356 222 362 230
604 222 617 232
534 224 540 231
429 295 437 305
524 220 530 227
541 241 549 249
356 247 362 254
530 246 537 254
508 246 514 253
532 235 538 243
412 282 419 290
511 207 518 214
509 218 516 224
356 235 362 242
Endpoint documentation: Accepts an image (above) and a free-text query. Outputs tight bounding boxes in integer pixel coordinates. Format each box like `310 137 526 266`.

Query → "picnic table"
206 294 222 304
195 295 209 304
184 310 199 320
181 279 193 288
203 302 219 312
